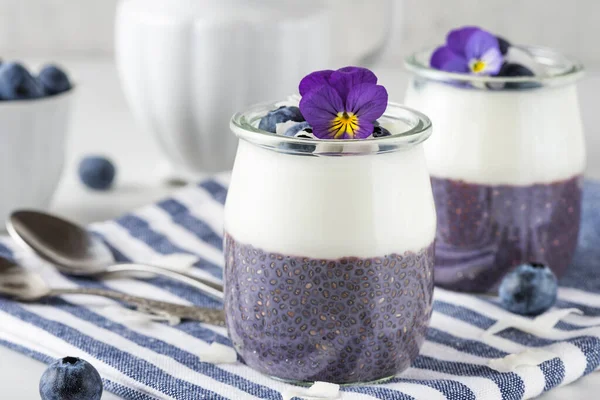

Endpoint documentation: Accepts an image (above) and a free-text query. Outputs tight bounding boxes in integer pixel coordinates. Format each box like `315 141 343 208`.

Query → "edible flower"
298 66 388 139
431 26 503 75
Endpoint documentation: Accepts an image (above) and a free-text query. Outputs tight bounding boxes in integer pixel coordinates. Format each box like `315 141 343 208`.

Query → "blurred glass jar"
404 46 585 292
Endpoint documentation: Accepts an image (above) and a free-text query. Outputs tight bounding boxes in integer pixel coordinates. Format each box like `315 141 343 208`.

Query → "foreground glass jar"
224 102 435 384
404 46 585 293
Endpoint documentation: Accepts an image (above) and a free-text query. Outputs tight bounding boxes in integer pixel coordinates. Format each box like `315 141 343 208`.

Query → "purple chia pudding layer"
224 234 435 384
431 175 583 292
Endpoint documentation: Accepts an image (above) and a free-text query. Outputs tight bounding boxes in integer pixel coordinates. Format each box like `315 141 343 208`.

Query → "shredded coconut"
488 348 557 373
200 342 238 364
276 120 301 136
482 308 582 338
281 381 340 400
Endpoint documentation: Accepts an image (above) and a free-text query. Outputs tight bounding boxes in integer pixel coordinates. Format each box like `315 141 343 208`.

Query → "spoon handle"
48 288 226 326
105 263 224 301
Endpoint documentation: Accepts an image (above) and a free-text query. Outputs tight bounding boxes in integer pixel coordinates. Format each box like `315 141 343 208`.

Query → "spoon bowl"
7 210 224 301
8 210 113 275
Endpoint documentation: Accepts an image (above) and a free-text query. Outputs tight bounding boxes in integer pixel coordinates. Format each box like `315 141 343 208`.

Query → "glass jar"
404 46 585 293
224 102 435 384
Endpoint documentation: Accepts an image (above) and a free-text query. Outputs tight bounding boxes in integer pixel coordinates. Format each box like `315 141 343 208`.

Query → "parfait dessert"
404 27 585 292
224 67 436 384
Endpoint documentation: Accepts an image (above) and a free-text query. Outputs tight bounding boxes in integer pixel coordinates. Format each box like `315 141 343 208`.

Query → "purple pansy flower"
431 26 503 76
299 66 388 139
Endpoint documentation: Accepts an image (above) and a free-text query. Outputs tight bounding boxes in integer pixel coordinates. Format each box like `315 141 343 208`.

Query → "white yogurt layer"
224 140 436 258
404 81 586 185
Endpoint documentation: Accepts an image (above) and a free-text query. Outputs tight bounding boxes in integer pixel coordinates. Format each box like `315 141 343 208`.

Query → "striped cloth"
1 174 599 400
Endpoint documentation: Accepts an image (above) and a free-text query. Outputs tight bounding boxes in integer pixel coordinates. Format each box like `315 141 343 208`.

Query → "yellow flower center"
329 112 359 138
470 59 486 73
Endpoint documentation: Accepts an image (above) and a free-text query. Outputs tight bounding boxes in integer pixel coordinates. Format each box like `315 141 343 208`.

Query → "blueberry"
38 64 72 95
495 62 540 90
284 121 312 137
497 36 511 56
279 134 315 155
499 62 535 78
39 357 103 400
259 106 305 133
78 156 116 191
0 62 44 100
499 262 558 316
372 125 391 138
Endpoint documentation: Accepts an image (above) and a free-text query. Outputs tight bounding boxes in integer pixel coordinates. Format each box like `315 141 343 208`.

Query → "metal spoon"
0 257 226 326
7 210 224 301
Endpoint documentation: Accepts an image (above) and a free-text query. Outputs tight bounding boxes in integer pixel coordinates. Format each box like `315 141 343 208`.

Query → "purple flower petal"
447 26 481 57
430 46 469 73
479 47 503 75
464 29 501 64
328 66 377 103
346 83 388 124
299 84 344 139
298 69 334 96
350 121 375 139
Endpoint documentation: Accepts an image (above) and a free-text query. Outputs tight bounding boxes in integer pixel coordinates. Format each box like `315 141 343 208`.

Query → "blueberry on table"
39 357 103 400
0 62 44 100
372 125 391 138
258 106 305 133
38 64 72 95
78 156 116 191
499 263 558 316
284 121 312 137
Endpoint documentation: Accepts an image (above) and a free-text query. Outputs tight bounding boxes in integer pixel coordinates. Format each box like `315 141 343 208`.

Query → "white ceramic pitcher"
115 0 334 176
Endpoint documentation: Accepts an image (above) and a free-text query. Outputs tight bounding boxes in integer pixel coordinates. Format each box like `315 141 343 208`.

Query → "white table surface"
0 59 599 399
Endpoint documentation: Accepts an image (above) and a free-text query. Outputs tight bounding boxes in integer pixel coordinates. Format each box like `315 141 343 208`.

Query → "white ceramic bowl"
0 91 73 224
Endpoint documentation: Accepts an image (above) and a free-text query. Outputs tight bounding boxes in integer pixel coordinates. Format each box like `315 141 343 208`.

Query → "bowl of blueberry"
0 61 73 224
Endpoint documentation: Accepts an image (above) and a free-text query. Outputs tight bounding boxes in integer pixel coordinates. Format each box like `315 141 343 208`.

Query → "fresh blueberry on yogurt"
258 106 305 133
497 62 539 89
39 357 103 400
373 125 391 138
499 262 558 316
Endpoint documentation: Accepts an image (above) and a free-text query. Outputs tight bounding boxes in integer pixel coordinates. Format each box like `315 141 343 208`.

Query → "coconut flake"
533 308 582 327
276 120 301 136
306 382 340 398
281 381 340 400
201 342 238 364
482 308 583 338
488 348 557 373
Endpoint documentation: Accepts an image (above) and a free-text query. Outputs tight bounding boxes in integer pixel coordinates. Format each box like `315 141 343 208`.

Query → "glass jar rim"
404 45 584 87
230 101 432 156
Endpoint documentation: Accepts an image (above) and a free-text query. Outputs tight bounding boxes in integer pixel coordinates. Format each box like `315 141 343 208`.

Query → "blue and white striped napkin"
1 173 599 400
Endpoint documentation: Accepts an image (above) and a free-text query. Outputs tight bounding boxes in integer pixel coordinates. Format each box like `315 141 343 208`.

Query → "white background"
0 0 598 68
